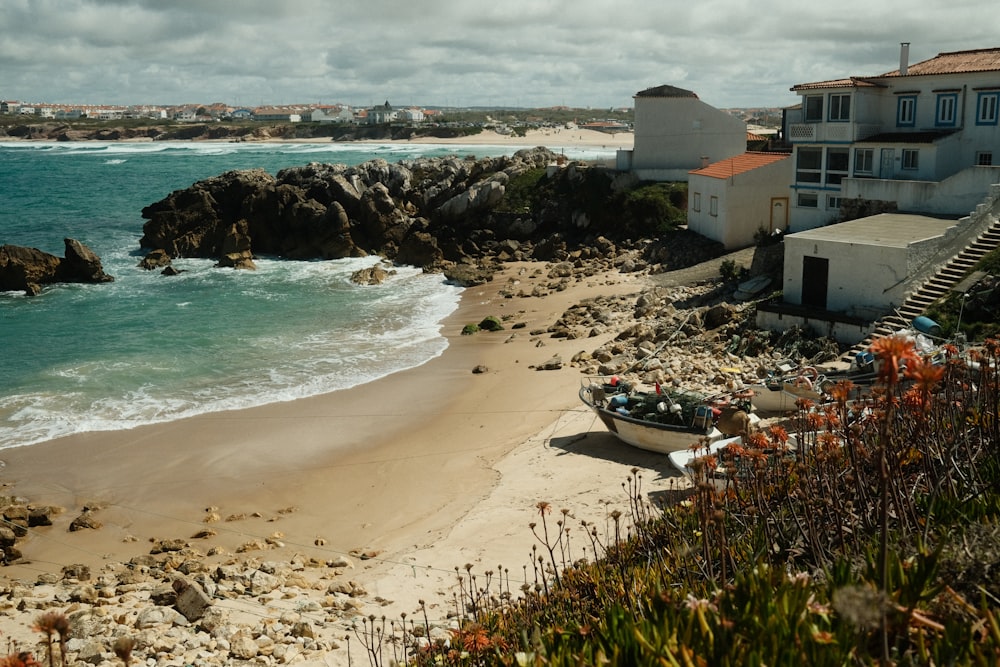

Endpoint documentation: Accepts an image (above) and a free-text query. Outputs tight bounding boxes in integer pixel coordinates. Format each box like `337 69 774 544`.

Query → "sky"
2 0 996 111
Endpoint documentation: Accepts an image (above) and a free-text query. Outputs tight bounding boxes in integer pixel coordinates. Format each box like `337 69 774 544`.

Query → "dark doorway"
801 255 829 309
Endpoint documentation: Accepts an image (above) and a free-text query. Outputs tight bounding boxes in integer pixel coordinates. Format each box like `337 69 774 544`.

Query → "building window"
897 96 916 126
936 93 958 127
977 92 999 125
709 196 718 217
977 152 993 166
854 148 874 174
804 95 823 122
796 147 822 183
829 94 851 121
826 148 849 185
902 149 919 170
692 192 701 212
797 193 818 208
827 195 842 210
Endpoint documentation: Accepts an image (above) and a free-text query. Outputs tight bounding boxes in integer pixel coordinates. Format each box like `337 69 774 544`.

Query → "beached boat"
669 433 799 492
745 363 826 413
579 377 756 454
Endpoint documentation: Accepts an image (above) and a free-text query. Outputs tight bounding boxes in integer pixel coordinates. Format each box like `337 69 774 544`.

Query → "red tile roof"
791 77 885 92
793 47 1000 91
880 47 1000 77
689 152 790 179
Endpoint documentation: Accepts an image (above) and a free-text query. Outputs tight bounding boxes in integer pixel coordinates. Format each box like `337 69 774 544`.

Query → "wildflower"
827 379 855 405
869 334 919 384
805 411 826 431
535 501 551 515
0 653 41 667
767 424 789 446
746 431 769 450
903 355 945 390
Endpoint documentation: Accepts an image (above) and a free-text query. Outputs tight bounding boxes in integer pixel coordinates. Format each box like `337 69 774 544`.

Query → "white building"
311 106 353 123
618 85 746 181
787 44 1000 231
366 101 396 125
687 152 793 250
757 213 962 343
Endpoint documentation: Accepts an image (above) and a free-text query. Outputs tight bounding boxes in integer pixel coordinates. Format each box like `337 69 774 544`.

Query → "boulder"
0 239 112 295
173 577 213 622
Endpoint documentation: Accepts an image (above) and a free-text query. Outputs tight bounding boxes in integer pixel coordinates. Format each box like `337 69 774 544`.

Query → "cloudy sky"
2 0 995 110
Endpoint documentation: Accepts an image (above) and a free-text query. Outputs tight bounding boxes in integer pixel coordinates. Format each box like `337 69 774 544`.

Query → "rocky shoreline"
1 149 846 666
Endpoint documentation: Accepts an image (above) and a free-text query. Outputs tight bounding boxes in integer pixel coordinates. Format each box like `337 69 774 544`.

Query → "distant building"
618 85 746 181
311 106 353 123
0 100 20 114
366 101 396 125
252 108 301 122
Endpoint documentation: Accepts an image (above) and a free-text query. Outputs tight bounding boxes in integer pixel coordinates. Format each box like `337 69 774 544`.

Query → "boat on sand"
579 377 757 455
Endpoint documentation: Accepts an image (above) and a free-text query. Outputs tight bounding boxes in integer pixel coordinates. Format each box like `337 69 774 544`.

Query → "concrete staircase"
840 201 1000 363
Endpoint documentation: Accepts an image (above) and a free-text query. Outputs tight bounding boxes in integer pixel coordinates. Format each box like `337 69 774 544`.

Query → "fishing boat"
579 377 756 455
669 433 799 491
744 363 827 413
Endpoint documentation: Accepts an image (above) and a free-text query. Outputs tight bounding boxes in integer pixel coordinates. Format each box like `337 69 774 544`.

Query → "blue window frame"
936 93 958 127
977 92 999 125
897 96 916 127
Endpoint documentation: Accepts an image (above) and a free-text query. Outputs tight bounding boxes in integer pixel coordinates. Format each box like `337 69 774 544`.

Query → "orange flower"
767 424 789 446
827 379 855 405
903 355 945 391
746 432 770 450
869 334 919 384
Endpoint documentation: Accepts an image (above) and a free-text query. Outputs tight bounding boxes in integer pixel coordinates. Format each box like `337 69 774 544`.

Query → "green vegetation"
477 316 504 332
719 258 749 283
461 323 480 335
368 336 999 665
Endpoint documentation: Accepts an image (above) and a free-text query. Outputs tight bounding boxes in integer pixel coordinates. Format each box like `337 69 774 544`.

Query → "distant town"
0 98 785 134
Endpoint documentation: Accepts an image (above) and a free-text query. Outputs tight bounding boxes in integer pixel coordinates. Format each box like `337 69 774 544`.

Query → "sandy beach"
0 260 689 661
0 129 675 665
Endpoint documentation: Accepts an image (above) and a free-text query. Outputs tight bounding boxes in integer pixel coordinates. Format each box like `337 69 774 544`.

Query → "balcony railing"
788 122 883 143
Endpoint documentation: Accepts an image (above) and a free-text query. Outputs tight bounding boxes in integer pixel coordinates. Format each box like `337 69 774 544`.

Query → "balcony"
788 122 882 143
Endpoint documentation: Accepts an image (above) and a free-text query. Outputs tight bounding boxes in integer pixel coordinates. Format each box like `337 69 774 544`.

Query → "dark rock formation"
0 238 114 295
137 148 619 281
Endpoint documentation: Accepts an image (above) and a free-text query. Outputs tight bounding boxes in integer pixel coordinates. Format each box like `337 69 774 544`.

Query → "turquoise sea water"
0 140 615 450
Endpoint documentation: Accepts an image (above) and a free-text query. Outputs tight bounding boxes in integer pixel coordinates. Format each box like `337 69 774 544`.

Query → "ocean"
0 140 616 450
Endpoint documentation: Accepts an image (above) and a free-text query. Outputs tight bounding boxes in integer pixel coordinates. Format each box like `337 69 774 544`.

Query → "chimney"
700 156 710 168
899 42 910 76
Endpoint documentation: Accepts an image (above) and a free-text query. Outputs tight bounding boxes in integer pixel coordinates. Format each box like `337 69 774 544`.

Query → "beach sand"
0 130 688 664
0 259 689 652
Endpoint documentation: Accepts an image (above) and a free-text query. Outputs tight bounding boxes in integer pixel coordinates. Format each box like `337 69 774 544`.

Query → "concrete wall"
631 97 745 174
843 165 1000 215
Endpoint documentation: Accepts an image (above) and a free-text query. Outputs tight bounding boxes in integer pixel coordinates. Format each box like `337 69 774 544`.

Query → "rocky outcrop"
139 149 667 283
0 238 114 295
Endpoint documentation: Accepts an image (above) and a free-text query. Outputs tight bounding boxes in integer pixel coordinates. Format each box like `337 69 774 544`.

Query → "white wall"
631 97 746 174
783 237 911 315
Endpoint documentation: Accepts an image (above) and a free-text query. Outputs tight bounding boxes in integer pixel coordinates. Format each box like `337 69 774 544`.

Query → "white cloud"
1 0 995 109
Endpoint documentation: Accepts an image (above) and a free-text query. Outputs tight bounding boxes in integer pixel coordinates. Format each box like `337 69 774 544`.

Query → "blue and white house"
786 44 1000 231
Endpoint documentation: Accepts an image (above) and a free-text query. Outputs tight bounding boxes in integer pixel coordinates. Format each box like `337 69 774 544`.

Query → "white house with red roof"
687 151 792 249
787 44 1000 231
